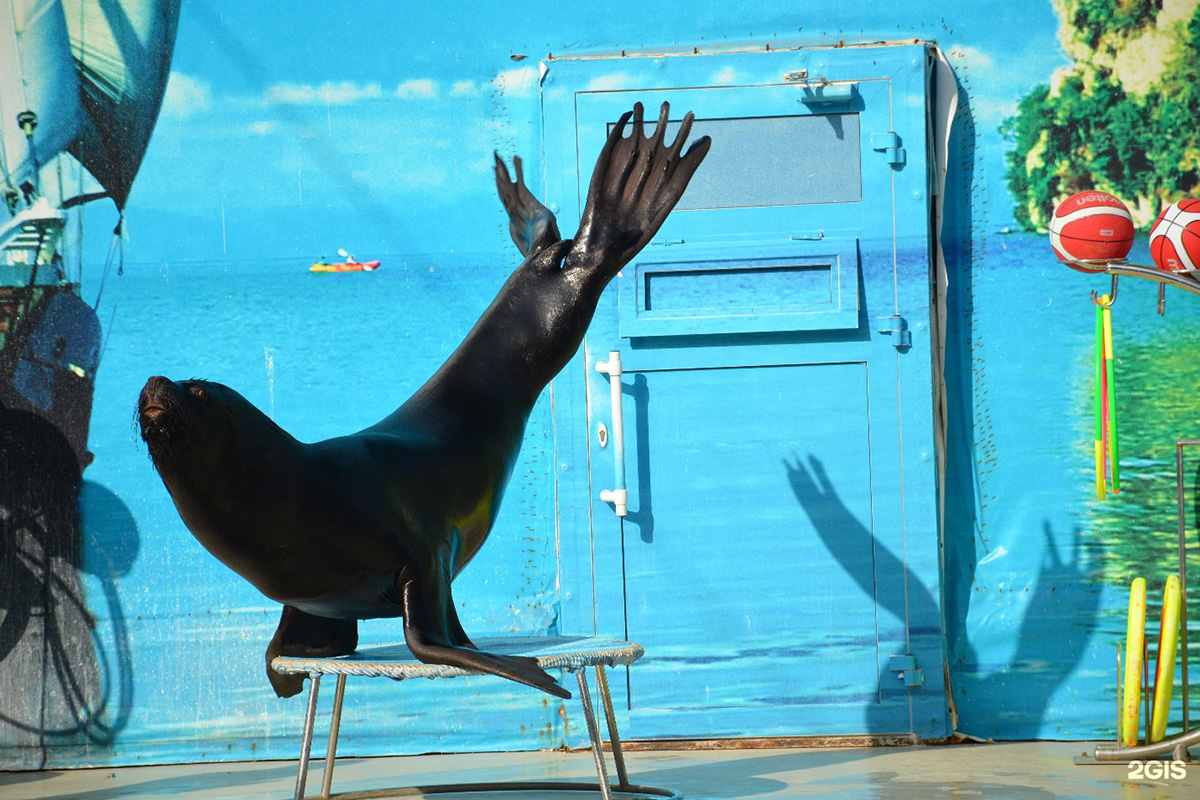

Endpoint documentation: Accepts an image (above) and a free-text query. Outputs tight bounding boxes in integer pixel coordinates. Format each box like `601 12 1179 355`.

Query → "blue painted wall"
4 0 1199 770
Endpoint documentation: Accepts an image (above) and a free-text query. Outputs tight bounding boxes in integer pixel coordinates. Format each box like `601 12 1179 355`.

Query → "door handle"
595 351 627 517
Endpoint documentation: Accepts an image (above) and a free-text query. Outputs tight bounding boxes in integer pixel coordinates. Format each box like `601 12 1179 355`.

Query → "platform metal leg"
294 673 322 800
319 674 348 798
1178 441 1194 736
595 665 629 788
576 668 613 800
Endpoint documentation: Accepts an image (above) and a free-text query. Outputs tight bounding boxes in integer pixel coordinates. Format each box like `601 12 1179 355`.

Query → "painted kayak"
310 260 380 273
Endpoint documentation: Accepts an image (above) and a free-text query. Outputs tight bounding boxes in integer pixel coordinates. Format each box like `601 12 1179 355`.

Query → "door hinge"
871 132 906 167
875 314 911 349
889 654 924 688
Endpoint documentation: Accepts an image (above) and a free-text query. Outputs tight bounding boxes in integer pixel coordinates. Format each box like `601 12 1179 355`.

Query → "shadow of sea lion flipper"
494 152 561 259
402 572 570 699
265 605 359 698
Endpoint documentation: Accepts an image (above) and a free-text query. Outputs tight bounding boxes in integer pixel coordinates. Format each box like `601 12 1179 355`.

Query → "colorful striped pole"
1094 300 1106 499
1103 301 1120 493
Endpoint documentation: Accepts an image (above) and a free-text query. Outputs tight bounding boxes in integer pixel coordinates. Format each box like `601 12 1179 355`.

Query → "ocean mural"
2 0 1200 771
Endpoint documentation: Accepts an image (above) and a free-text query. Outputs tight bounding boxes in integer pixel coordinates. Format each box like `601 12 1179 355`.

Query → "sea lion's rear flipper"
494 152 562 259
265 605 359 698
446 596 478 651
401 571 570 699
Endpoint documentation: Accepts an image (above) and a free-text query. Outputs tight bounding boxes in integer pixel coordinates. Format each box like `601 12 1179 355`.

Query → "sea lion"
138 102 709 699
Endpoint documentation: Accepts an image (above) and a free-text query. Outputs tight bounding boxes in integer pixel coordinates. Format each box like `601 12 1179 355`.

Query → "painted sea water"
949 232 1200 741
60 248 566 766
21 230 1200 765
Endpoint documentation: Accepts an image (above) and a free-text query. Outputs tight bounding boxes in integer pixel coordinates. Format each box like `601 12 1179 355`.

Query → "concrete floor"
2 742 1200 799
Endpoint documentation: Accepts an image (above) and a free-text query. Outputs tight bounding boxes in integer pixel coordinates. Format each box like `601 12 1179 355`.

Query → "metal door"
543 45 946 739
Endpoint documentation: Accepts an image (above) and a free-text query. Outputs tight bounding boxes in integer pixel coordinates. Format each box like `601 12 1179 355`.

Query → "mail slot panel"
646 263 832 311
618 237 859 337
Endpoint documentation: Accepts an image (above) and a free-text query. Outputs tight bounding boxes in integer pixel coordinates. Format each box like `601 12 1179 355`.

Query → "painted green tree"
1002 0 1200 230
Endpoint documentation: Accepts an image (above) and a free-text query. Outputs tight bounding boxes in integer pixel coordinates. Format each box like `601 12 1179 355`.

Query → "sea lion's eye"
190 386 208 402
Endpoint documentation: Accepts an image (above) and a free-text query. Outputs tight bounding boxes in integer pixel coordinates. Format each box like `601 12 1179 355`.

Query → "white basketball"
1149 199 1200 272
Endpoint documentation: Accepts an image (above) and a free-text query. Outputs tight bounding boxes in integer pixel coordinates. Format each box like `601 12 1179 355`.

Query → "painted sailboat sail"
0 0 179 465
63 0 181 210
0 1 81 200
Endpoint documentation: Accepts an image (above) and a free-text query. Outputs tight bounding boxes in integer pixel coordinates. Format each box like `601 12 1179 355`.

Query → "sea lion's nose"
139 376 175 414
141 375 174 396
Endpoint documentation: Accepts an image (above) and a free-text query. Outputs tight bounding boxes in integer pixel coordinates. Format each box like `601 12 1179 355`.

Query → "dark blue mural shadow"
952 521 1103 737
786 454 1103 736
623 373 654 543
0 403 138 763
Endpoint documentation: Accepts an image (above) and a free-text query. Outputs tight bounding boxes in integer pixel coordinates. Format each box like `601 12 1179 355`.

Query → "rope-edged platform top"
271 635 644 680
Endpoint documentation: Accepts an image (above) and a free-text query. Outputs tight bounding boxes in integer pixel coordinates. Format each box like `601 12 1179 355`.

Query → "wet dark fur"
138 103 709 699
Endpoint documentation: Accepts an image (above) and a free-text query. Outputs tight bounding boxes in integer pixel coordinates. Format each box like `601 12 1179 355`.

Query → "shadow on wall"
625 373 653 543
787 453 1103 737
0 405 138 768
938 59 1106 739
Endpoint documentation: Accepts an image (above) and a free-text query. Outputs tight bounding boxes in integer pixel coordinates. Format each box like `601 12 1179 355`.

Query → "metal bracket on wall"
871 132 906 166
876 315 911 349
889 654 924 688
786 69 860 106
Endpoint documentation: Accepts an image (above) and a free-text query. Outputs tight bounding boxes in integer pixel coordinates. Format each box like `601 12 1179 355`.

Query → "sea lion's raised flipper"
570 101 711 277
494 153 562 258
265 605 359 698
401 571 570 698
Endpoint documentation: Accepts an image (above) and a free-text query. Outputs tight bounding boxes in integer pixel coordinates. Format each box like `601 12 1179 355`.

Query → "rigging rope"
92 215 123 311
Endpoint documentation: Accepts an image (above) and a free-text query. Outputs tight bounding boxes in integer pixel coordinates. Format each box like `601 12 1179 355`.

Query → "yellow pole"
1151 575 1182 742
1121 577 1146 747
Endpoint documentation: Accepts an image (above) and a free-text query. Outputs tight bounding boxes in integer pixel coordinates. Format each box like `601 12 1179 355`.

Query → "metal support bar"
321 674 348 798
1180 440 1200 733
1095 725 1200 761
294 673 322 800
596 665 629 788
577 669 614 800
1080 262 1200 303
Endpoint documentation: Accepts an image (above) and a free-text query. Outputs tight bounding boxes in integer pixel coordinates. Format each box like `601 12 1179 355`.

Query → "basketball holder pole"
1074 260 1200 311
1070 258 1200 765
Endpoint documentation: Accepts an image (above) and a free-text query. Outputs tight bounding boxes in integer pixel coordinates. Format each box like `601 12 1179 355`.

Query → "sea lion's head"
138 376 304 591
137 376 275 489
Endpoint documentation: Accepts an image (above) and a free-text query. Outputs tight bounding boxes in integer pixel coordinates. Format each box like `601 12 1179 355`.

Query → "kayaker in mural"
138 102 710 698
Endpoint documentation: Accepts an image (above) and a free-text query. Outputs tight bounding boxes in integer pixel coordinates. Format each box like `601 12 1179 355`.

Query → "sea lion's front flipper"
494 152 562 258
265 605 359 698
401 571 570 699
570 101 711 278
